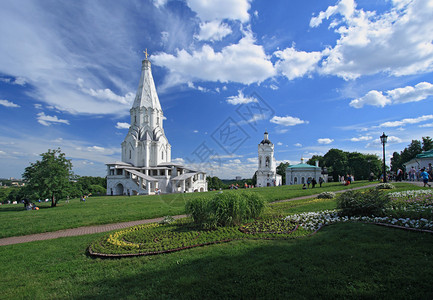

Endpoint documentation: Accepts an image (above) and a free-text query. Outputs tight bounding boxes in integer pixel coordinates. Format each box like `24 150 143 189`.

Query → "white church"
256 131 282 187
106 54 207 195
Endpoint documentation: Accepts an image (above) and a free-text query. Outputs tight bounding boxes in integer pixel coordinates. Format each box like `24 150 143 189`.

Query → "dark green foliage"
206 176 227 190
321 149 381 181
185 192 265 229
422 136 433 151
276 162 290 184
337 189 391 217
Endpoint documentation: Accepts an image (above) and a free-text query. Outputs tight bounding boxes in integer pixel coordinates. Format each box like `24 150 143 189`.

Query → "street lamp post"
380 132 388 183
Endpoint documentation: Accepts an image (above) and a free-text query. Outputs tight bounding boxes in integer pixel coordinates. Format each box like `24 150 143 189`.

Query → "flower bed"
89 189 433 257
89 218 310 257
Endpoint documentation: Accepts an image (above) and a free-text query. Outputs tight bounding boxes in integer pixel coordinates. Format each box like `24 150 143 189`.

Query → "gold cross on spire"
143 48 149 60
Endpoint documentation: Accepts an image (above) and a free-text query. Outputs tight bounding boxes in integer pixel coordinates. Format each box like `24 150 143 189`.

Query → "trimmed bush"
337 189 390 217
375 183 395 190
317 192 336 199
185 191 265 229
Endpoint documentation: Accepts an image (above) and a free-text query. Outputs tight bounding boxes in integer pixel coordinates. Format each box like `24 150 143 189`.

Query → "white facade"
403 149 433 172
106 57 207 195
285 159 324 185
256 132 282 187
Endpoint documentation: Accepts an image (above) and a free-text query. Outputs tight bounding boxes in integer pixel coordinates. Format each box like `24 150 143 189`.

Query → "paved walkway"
0 215 186 247
0 181 427 246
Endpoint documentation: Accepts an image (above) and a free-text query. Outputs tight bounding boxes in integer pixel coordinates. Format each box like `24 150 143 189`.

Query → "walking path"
0 181 427 246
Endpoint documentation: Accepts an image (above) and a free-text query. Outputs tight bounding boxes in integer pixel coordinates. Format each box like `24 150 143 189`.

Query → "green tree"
390 151 401 172
306 155 324 167
324 149 348 181
22 148 73 207
398 140 422 170
276 162 290 184
422 136 433 151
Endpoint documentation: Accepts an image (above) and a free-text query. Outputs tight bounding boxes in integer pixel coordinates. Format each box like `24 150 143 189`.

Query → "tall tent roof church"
106 52 207 195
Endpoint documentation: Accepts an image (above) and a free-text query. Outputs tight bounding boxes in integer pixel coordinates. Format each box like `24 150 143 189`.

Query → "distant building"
235 176 242 181
106 55 207 195
285 158 325 185
403 149 433 171
256 131 282 187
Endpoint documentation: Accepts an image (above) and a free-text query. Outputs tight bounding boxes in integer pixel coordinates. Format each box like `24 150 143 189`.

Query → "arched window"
265 156 270 167
301 177 305 184
259 157 262 167
294 177 298 184
129 150 132 159
134 115 137 124
162 151 164 160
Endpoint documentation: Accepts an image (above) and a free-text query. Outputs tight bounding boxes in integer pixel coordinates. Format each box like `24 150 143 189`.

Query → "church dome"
260 131 272 145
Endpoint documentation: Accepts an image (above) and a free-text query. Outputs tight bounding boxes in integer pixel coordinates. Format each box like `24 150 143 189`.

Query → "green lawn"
1 223 432 299
0 181 379 238
1 182 432 299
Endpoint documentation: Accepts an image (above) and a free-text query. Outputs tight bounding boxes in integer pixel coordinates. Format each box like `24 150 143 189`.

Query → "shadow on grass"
76 223 433 299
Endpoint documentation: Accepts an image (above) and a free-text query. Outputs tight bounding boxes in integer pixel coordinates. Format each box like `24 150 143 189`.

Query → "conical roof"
132 59 162 111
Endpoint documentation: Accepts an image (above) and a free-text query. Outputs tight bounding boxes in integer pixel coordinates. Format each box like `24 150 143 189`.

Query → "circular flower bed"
89 218 309 257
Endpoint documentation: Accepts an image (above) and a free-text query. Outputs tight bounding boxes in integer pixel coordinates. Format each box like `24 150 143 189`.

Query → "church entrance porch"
115 183 124 195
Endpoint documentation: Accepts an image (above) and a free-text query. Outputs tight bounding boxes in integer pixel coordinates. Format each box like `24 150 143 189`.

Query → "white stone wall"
286 169 323 185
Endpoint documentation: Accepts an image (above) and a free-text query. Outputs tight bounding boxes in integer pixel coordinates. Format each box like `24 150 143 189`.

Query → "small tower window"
162 151 164 160
129 150 132 159
265 156 270 167
157 116 160 125
134 115 137 124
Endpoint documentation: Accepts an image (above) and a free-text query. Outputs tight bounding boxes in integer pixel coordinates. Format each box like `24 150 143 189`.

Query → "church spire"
132 50 162 111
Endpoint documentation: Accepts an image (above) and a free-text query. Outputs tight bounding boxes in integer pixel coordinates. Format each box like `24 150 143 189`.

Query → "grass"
1 182 432 299
1 223 432 299
0 181 379 238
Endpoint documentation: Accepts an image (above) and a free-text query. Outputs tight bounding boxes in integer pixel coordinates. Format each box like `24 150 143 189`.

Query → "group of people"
302 177 324 189
339 174 354 186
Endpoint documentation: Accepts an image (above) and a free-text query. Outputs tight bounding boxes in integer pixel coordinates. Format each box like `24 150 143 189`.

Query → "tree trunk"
51 194 56 207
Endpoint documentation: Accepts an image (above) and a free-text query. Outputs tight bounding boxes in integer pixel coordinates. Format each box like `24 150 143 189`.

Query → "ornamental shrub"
337 189 391 217
317 192 336 199
375 183 395 190
185 192 265 229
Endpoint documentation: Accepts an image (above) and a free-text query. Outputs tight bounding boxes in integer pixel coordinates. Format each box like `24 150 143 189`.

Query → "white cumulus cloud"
350 82 433 108
388 82 433 104
314 0 433 79
379 115 433 128
226 90 258 105
115 122 130 129
37 112 70 126
350 135 372 142
0 99 20 108
274 47 323 80
270 115 308 126
152 33 275 87
195 21 232 41
186 0 251 22
350 90 391 108
318 138 334 144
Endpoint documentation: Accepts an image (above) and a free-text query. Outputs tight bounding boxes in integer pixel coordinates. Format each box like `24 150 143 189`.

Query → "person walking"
420 168 431 187
319 177 324 187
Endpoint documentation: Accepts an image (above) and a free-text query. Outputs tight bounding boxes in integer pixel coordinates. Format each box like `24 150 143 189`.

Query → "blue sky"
1 0 433 179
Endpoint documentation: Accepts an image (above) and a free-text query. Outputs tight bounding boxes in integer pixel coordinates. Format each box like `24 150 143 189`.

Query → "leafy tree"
22 148 73 207
306 155 324 167
206 176 226 190
276 162 290 184
324 149 348 181
390 152 401 172
422 136 433 151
